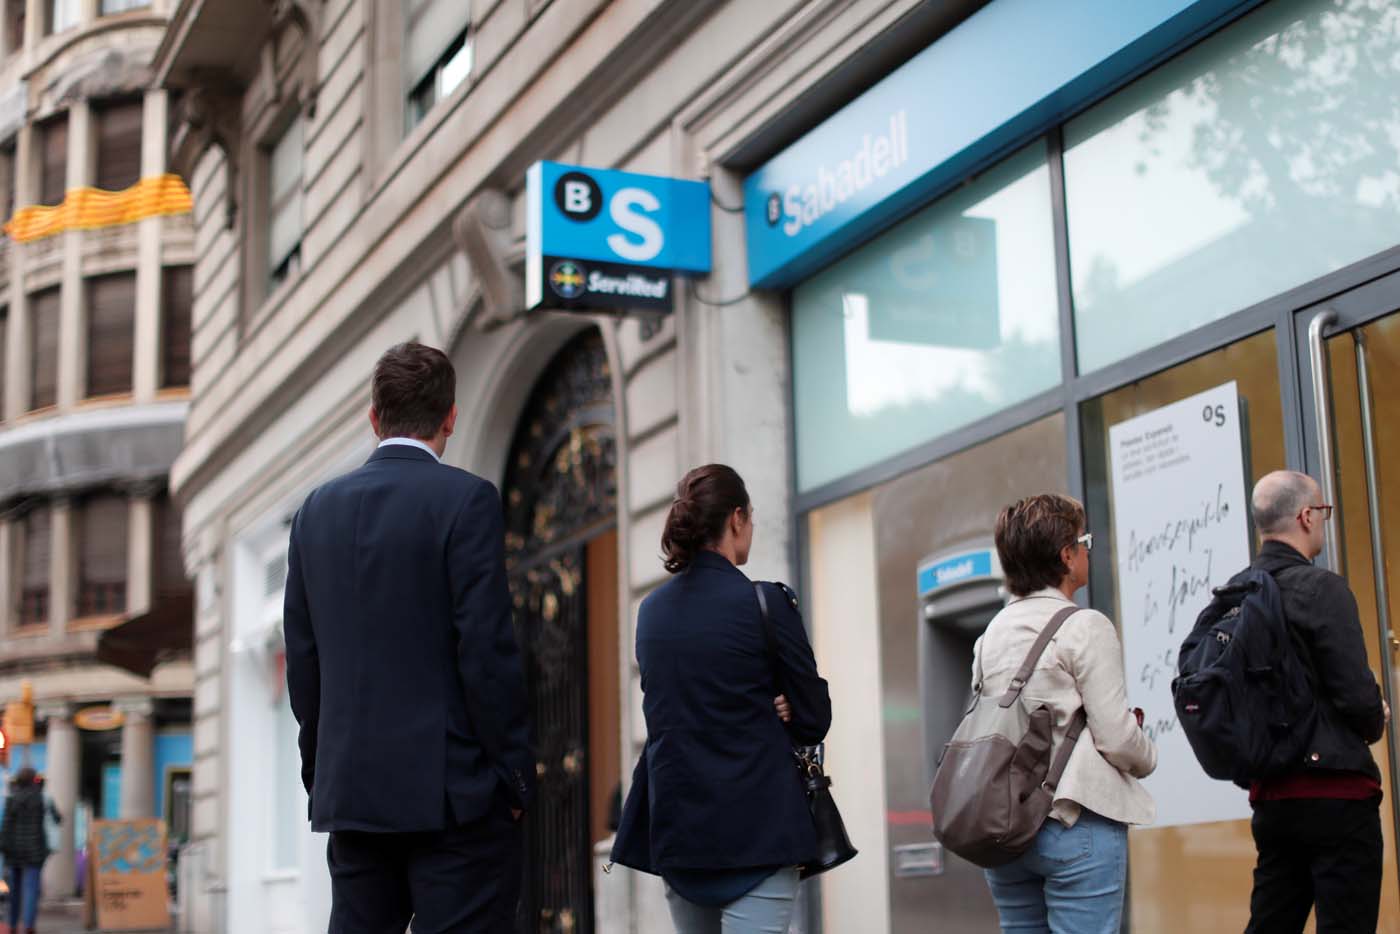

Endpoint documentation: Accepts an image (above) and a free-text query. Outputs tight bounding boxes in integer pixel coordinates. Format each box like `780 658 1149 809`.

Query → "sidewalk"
11 899 175 934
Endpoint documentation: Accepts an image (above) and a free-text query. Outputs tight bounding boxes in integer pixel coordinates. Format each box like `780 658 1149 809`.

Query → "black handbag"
754 583 858 879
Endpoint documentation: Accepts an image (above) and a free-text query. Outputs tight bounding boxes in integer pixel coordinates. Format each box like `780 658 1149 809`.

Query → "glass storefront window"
791 143 1060 492
1079 331 1288 932
805 414 1067 932
1065 0 1400 373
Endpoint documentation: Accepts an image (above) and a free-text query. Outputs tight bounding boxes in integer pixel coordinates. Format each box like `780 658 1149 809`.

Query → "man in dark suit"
284 341 533 933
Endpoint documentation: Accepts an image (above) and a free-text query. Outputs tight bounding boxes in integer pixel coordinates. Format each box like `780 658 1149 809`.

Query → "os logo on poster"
554 170 665 263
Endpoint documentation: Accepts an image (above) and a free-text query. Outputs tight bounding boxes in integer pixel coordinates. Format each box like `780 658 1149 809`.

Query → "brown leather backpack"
929 606 1086 868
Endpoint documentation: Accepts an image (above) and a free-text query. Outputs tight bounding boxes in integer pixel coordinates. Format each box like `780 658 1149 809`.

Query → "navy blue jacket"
611 550 832 872
283 445 534 833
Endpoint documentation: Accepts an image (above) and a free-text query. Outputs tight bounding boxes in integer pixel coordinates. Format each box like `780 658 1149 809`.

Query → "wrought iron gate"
502 330 616 934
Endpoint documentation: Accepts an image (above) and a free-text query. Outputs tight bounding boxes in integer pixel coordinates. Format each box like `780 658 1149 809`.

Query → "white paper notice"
1108 381 1253 827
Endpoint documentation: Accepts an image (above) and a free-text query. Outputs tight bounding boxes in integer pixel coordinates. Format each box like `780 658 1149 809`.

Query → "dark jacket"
611 550 832 872
284 445 534 833
0 786 49 867
1253 540 1385 781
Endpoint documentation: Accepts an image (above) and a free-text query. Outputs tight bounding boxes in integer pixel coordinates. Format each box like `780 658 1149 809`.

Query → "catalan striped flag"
3 173 193 243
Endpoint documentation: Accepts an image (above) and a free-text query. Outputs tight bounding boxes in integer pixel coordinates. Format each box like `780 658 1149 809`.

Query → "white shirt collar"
377 437 441 463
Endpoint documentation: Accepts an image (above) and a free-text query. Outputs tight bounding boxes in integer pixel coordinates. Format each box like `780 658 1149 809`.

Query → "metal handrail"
1352 325 1400 872
1307 309 1341 571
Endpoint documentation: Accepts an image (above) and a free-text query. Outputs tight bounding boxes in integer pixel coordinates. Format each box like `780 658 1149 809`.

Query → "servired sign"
526 161 711 313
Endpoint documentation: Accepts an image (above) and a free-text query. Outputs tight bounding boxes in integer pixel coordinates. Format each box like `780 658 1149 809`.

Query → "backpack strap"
1044 708 1088 794
998 605 1081 708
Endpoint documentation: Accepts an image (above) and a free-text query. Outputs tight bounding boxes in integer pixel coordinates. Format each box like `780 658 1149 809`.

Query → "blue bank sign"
917 548 1001 599
526 161 711 313
743 0 1259 288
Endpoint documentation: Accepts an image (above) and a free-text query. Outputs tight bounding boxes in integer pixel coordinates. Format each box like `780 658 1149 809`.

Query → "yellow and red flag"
3 173 193 242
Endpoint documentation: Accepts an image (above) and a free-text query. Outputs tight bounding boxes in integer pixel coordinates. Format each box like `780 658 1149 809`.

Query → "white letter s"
607 187 664 262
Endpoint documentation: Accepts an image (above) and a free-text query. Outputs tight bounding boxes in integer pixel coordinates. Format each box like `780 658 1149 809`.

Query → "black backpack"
1172 568 1317 786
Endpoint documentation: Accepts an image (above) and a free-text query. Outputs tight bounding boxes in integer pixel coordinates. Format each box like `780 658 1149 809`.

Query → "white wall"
807 493 891 934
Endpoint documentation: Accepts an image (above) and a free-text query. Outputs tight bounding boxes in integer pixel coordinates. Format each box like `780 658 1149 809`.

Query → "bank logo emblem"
766 193 781 227
549 261 586 299
554 171 604 222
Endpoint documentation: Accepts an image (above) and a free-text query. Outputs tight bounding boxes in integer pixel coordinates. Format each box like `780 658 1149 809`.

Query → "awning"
0 401 187 504
96 591 194 679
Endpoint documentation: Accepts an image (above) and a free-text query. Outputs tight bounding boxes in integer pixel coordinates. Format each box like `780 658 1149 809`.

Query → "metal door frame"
1293 266 1400 901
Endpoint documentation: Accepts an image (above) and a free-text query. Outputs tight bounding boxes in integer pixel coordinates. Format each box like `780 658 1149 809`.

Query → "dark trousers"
327 807 523 934
1245 797 1383 934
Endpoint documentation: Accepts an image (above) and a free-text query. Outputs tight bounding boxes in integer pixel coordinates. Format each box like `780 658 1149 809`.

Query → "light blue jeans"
665 867 801 934
984 810 1128 934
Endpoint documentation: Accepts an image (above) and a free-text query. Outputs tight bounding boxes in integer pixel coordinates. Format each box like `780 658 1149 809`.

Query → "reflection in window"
791 143 1060 492
1066 0 1400 373
47 0 77 34
266 118 304 295
404 0 472 133
100 0 149 13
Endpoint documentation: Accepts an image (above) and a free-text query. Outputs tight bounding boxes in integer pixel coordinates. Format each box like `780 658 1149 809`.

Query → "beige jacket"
971 588 1157 827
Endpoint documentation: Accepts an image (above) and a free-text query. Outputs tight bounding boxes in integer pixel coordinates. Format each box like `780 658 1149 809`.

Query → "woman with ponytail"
610 465 833 933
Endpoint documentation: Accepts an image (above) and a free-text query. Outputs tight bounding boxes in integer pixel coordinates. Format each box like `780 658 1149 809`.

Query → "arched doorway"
502 328 620 934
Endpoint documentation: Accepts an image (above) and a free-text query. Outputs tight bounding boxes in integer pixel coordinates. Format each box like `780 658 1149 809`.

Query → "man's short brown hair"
371 342 456 440
995 493 1087 597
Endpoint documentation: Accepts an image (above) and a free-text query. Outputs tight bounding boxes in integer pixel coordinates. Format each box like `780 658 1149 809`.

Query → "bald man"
1242 470 1388 934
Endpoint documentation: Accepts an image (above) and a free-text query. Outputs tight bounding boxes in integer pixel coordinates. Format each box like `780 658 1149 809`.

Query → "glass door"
1302 278 1400 931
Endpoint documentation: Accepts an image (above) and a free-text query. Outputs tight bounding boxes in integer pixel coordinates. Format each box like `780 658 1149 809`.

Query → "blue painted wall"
154 732 192 820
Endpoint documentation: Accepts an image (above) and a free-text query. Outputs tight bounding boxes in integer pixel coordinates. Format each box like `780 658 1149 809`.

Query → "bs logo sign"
554 170 668 264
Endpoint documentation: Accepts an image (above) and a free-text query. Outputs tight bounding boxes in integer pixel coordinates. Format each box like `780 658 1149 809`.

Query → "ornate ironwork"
502 330 616 934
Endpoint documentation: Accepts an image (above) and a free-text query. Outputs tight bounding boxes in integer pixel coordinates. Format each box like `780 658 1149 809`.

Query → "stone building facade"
156 0 1400 931
0 0 195 905
150 1 952 930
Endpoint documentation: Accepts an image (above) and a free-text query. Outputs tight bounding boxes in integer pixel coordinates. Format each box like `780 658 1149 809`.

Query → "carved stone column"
38 702 79 896
117 696 156 819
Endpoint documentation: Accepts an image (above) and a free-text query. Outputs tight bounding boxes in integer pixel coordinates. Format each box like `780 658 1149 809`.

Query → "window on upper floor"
0 144 15 221
19 507 51 627
266 117 303 296
86 272 135 398
162 266 192 389
155 495 187 596
3 1 24 56
29 287 59 411
47 0 77 35
38 115 67 206
404 1 471 134
78 494 127 617
0 305 7 422
93 98 142 192
100 0 149 14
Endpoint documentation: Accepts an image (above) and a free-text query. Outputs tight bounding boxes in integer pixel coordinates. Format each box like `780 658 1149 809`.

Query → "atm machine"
889 543 1008 932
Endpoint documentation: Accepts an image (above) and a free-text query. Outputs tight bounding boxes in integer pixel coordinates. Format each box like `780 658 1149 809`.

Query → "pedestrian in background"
611 464 833 934
976 494 1156 933
284 342 533 933
1 767 55 934
1242 471 1388 934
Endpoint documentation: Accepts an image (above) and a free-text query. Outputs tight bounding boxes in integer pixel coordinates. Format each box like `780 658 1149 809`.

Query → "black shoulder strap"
754 583 783 682
998 606 1081 709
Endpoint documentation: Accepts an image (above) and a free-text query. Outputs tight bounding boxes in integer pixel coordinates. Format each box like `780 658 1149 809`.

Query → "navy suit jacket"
611 550 832 872
283 444 534 833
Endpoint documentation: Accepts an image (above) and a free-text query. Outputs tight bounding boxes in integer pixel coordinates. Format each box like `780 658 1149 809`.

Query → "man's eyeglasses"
1301 504 1334 521
1076 532 1094 551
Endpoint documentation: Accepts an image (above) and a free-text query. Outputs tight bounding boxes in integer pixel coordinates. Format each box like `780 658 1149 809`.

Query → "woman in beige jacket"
974 493 1157 934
